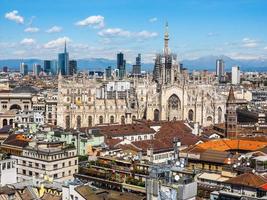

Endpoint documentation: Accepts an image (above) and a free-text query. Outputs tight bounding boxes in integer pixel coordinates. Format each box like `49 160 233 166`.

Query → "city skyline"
0 0 267 63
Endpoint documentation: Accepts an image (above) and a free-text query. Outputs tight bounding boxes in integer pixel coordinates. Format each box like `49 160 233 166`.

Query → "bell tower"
225 86 238 138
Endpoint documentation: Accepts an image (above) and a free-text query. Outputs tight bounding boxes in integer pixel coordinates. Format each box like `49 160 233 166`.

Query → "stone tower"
225 86 238 138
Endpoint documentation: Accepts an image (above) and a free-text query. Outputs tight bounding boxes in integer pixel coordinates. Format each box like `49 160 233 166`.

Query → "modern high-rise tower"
20 62 28 76
33 63 42 76
216 59 225 83
44 60 52 75
58 41 69 75
117 52 126 79
231 65 240 85
69 60 77 75
132 53 141 75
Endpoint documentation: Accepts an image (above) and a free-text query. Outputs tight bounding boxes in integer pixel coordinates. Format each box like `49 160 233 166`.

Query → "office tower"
33 63 42 76
216 59 225 83
117 52 126 79
132 53 141 75
50 60 58 75
231 65 240 85
2 66 8 72
20 62 28 76
69 60 77 75
105 66 112 79
44 60 52 75
58 41 69 75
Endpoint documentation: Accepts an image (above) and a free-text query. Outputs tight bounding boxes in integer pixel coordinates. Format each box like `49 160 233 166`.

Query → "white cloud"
75 15 104 28
44 37 71 49
242 37 259 48
227 52 262 60
5 10 24 24
98 28 158 39
264 46 267 50
149 17 158 23
135 31 158 38
24 27 40 33
46 26 62 33
20 38 36 45
98 28 131 37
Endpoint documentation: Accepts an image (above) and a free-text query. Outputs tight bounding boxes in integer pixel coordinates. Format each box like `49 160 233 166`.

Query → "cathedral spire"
227 85 236 102
164 22 169 55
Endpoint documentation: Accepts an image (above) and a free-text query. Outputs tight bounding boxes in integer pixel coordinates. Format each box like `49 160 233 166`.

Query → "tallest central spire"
164 22 169 55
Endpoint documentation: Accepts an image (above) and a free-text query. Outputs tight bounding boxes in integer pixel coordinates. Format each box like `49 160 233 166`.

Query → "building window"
121 116 125 124
110 116 114 124
154 109 160 121
188 109 194 121
77 115 81 129
88 116 92 127
99 116 103 124
66 116 70 129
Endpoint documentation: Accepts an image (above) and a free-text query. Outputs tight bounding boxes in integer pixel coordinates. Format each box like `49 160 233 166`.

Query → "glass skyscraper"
117 52 126 79
58 41 69 75
69 60 77 75
44 60 52 75
20 62 28 76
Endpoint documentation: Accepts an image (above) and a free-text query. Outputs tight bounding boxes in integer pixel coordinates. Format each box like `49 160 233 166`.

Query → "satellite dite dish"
180 164 184 168
176 161 180 166
174 175 180 181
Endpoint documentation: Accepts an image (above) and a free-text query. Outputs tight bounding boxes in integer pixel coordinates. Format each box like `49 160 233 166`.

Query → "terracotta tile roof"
155 121 201 146
225 173 267 188
199 149 233 164
132 139 171 153
2 133 31 148
105 138 123 149
196 139 267 152
96 124 155 137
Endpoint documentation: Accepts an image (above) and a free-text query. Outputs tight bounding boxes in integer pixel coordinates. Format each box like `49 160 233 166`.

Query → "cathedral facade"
57 25 227 129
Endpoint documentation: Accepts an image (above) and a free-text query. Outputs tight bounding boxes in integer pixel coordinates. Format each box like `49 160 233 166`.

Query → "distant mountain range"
0 55 266 72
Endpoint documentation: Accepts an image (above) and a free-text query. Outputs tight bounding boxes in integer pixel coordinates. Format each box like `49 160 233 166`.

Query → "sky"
0 0 267 63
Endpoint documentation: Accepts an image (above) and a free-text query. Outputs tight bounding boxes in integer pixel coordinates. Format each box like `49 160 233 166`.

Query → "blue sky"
0 0 267 62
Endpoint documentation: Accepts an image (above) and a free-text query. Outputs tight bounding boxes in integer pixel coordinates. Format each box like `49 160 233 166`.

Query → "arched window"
88 116 92 127
77 116 81 129
10 104 21 110
154 109 160 121
3 119 8 126
132 115 136 122
9 119 13 126
218 107 222 123
188 109 194 121
207 116 213 122
110 116 114 124
99 116 103 124
65 116 70 129
121 116 125 124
